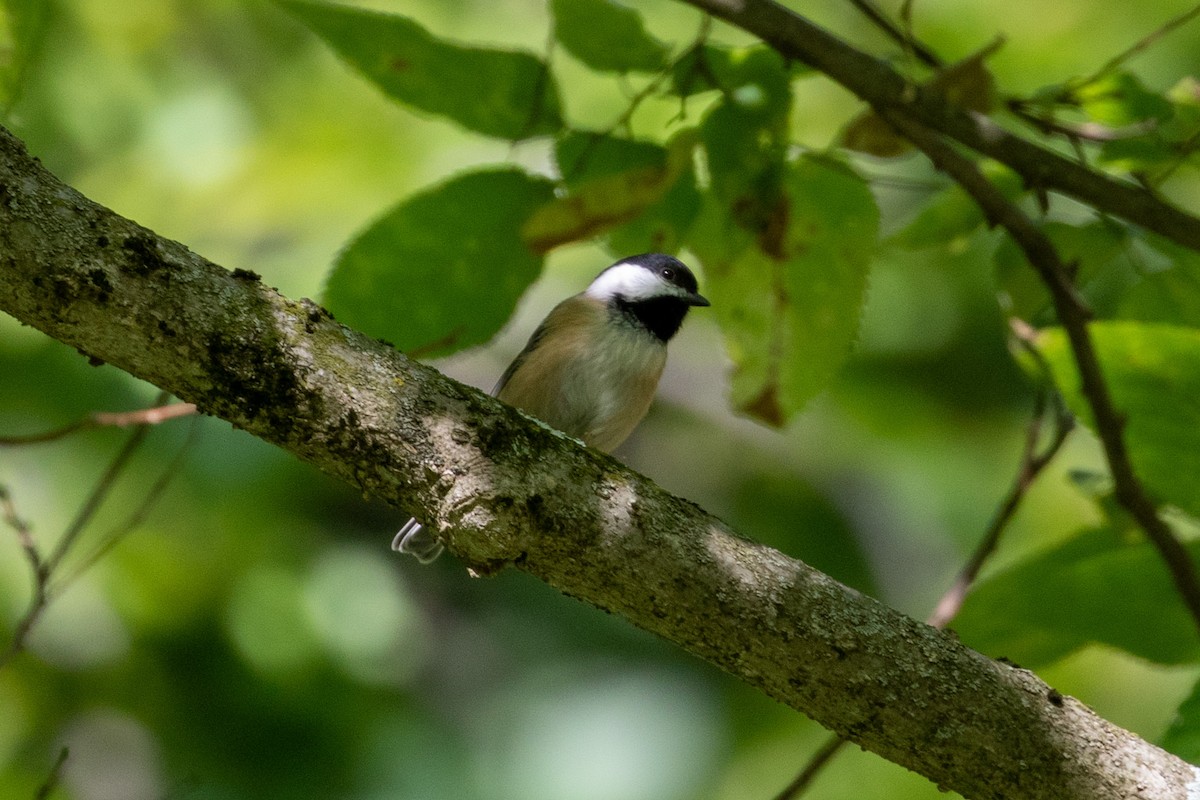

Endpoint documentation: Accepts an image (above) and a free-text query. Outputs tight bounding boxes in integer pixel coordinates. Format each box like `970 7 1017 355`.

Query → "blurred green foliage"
3 0 1200 799
326 168 556 355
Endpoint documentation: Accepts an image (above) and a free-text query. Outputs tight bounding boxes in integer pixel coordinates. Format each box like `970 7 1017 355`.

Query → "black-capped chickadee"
393 252 710 562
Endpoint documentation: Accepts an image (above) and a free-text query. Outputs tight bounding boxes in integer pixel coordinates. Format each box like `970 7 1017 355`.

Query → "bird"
393 252 710 563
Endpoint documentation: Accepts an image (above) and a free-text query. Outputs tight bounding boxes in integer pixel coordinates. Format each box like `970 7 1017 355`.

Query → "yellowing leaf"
523 131 698 252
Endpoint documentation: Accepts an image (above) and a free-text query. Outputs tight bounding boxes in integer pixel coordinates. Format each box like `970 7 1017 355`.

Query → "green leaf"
1097 80 1200 176
1075 71 1173 126
699 48 792 238
552 128 702 256
606 164 700 256
705 45 793 124
1161 677 1200 763
324 169 556 357
892 164 1022 249
995 220 1133 322
1119 238 1200 328
0 0 49 111
954 525 1200 667
280 0 561 139
524 130 697 252
550 0 668 73
1038 321 1200 517
555 130 669 186
1097 136 1178 173
670 44 734 98
671 44 810 99
691 156 879 426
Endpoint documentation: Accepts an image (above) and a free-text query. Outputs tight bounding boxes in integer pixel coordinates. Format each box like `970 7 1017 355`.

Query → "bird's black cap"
620 253 709 307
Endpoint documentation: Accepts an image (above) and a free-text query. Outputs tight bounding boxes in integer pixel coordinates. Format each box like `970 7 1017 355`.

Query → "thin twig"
1005 103 1160 143
0 486 51 668
1078 2 1200 89
43 403 162 575
59 415 199 588
33 747 69 800
0 401 196 446
845 0 942 68
682 0 1200 251
927 327 1074 627
770 735 846 800
1 392 180 666
31 748 68 796
881 109 1200 634
561 14 711 181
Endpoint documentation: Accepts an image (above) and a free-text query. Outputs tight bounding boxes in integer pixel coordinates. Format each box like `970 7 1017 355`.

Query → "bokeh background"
2 1 1200 798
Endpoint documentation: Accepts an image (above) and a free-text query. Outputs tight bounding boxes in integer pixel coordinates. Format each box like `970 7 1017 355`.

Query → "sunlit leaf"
0 0 49 111
1097 77 1200 175
692 156 879 425
325 169 556 357
1161 677 1200 763
552 129 703 256
1075 71 1173 126
1165 76 1200 145
280 0 561 139
525 130 697 252
551 0 668 73
954 525 1200 667
1039 321 1200 518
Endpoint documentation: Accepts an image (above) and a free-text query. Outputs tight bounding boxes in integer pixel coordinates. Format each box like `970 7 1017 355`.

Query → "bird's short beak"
686 292 711 307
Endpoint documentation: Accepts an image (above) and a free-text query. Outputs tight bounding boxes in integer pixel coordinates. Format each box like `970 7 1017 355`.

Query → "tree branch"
778 347 1074 799
0 125 1195 799
0 399 196 446
926 323 1075 629
879 110 1200 635
0 485 49 667
680 0 1200 252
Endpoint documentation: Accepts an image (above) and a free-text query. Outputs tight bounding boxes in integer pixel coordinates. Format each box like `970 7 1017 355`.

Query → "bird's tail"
392 518 444 563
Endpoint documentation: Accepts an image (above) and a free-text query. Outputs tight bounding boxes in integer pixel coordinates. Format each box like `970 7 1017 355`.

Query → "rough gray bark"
0 125 1196 799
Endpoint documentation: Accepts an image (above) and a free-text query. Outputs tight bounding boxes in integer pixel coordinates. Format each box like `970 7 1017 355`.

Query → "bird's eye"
660 267 676 281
